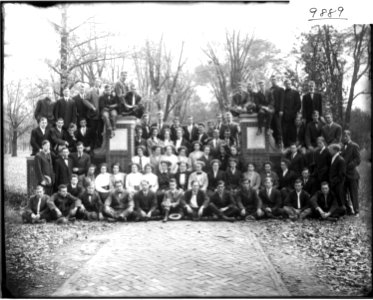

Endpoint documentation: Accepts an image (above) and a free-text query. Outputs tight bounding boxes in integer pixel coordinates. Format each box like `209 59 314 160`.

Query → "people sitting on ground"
133 180 159 221
182 180 209 221
258 177 283 219
242 162 261 193
236 178 263 220
207 180 238 222
95 163 113 201
99 84 119 139
188 161 208 192
142 164 159 193
110 162 126 188
78 182 104 221
282 179 311 221
103 180 134 222
22 185 51 224
156 160 173 207
161 178 184 222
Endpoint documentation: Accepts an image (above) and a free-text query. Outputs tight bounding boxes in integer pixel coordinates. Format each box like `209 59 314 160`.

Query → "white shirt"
110 172 126 187
132 156 150 172
142 173 159 193
95 173 112 193
179 173 186 185
296 191 302 209
320 146 326 154
331 153 339 165
40 127 46 135
266 188 272 198
175 139 182 149
190 193 198 208
125 172 143 194
282 169 288 177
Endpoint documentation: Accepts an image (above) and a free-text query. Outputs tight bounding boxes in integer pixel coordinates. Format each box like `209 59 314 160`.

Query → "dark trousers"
206 203 239 218
311 207 346 219
258 109 273 130
123 104 145 119
22 209 52 223
282 118 295 148
331 182 345 208
344 178 359 213
134 209 161 220
87 118 101 148
271 112 283 144
258 207 285 219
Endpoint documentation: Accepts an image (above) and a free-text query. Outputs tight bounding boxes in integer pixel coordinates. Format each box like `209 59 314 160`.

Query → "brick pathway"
53 221 290 297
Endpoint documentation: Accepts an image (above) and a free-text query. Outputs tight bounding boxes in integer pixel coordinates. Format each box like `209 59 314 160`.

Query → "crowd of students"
24 73 361 224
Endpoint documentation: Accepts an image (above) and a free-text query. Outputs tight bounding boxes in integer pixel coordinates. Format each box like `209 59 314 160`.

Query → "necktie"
132 94 135 106
139 156 143 170
297 193 301 209
37 198 41 214
82 128 86 136
64 159 68 166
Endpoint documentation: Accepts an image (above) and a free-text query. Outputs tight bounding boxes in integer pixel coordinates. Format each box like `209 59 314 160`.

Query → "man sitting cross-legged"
182 180 210 221
282 179 312 221
206 180 238 222
133 180 160 221
258 177 284 219
22 185 51 224
76 183 104 221
307 181 346 221
236 178 264 220
103 180 134 222
46 184 81 224
161 178 184 222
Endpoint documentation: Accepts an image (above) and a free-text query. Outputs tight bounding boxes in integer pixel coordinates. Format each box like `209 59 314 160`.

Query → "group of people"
25 72 361 225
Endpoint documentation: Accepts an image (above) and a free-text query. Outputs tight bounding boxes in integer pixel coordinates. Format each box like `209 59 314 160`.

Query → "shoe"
326 217 338 222
162 218 168 223
107 217 117 223
245 215 256 221
35 219 46 224
222 215 235 222
118 215 127 222
68 217 76 223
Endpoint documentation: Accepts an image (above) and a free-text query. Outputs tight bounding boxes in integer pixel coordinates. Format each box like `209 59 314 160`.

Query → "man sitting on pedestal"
122 83 145 119
22 185 51 224
255 80 274 136
99 84 119 139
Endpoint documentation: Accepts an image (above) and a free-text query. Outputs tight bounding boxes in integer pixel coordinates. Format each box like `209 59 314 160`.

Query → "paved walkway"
53 221 290 297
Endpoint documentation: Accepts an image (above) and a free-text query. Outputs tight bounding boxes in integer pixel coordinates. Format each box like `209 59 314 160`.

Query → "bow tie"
196 172 202 175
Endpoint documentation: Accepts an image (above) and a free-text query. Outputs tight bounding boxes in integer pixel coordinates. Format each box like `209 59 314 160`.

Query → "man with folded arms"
236 178 263 220
103 180 134 221
161 179 184 222
207 181 237 222
182 180 209 220
22 185 51 224
134 180 159 221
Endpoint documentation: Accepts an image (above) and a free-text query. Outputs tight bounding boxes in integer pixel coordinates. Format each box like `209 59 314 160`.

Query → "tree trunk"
11 129 18 157
60 6 68 95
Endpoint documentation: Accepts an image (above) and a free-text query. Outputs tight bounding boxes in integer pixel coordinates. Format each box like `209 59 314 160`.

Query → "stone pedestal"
27 156 38 195
107 116 137 173
239 114 282 172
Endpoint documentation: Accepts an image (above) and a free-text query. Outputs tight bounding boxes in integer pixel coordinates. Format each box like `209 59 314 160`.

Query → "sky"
3 2 371 111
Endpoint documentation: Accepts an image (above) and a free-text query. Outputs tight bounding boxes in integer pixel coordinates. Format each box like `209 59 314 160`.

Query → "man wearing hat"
236 178 263 220
156 160 174 207
207 159 226 197
188 160 208 192
161 179 184 222
132 145 150 173
133 180 160 221
34 140 55 195
103 180 134 221
182 180 210 220
225 157 242 194
207 180 238 222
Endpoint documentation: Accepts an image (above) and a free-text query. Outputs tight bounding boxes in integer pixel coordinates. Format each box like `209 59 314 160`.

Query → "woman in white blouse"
160 145 178 174
243 162 261 192
125 163 143 195
142 164 159 193
177 146 192 172
95 163 113 201
110 162 126 187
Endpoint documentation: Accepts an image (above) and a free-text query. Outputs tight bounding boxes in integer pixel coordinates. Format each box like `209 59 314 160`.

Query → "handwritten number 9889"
309 7 344 19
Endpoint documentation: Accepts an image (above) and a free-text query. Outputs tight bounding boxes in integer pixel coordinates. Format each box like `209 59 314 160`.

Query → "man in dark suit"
305 110 323 150
75 118 93 153
157 161 174 207
34 87 55 127
30 117 51 156
230 85 249 117
269 75 285 148
73 83 89 125
258 177 284 218
71 142 91 182
22 185 51 223
152 111 170 140
278 159 297 204
328 143 347 211
134 179 160 221
283 179 311 220
134 126 149 155
321 112 342 145
182 180 210 220
194 123 210 146
208 129 224 159
207 159 226 197
236 178 263 220
341 130 361 215
225 157 242 194
78 183 104 221
121 84 144 119
282 79 301 148
221 112 240 146
54 147 73 189
170 117 184 142
312 137 331 187
292 116 306 149
301 167 318 197
309 181 345 220
50 118 69 154
174 128 191 153
302 81 323 125
84 79 102 148
255 80 274 136
286 143 304 177
53 87 77 131
175 160 190 191
140 113 151 140
47 184 80 221
206 181 238 221
183 115 199 143
34 140 55 195
99 84 119 138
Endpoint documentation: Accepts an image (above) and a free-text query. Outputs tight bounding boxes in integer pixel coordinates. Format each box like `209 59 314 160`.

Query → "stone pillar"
239 113 282 171
107 116 137 173
27 156 38 195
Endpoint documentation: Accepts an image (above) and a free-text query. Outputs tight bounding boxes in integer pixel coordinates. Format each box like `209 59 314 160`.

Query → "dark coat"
70 152 91 176
80 191 103 213
302 176 318 197
34 151 55 185
67 184 85 199
193 133 210 146
157 171 174 190
99 94 119 113
209 190 235 208
278 169 297 189
76 127 94 150
289 123 306 147
183 124 199 142
207 170 226 191
286 152 304 176
258 188 282 210
54 157 73 187
302 93 323 123
321 123 342 145
30 127 51 156
269 85 285 113
329 155 346 188
50 127 68 152
54 98 77 129
310 191 337 212
47 192 79 216
283 88 301 121
73 94 89 123
313 147 331 182
34 97 55 123
25 194 50 215
182 190 209 208
174 171 190 191
225 168 242 190
284 190 310 210
305 120 323 148
341 142 361 180
134 190 158 212
236 187 261 211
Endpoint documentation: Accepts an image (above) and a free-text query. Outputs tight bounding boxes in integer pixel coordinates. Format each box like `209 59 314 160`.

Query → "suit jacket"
278 169 297 189
232 91 249 107
182 190 209 208
25 194 50 215
170 125 185 142
85 87 101 120
157 171 174 190
134 190 158 212
269 86 285 113
47 192 79 215
174 171 190 190
141 122 151 140
283 88 301 121
54 98 77 129
305 120 323 148
225 168 242 190
302 177 318 197
65 133 78 153
302 93 323 123
80 191 103 213
207 170 226 191
313 147 331 182
124 92 142 106
105 189 133 210
99 94 119 113
287 123 306 148
341 142 361 180
287 152 304 176
67 184 85 199
34 151 55 185
329 155 346 188
183 124 199 142
54 157 73 187
30 127 51 155
193 133 210 146
310 191 337 212
73 94 89 123
260 171 279 189
208 138 224 158
174 138 192 153
209 190 235 208
50 127 68 151
70 152 91 176
188 171 209 191
284 190 310 210
34 97 55 123
236 187 261 210
76 127 94 149
258 188 282 210
255 90 273 109
321 123 342 145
